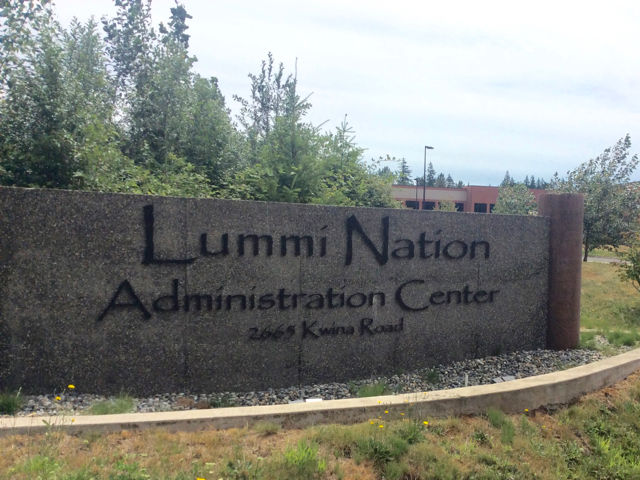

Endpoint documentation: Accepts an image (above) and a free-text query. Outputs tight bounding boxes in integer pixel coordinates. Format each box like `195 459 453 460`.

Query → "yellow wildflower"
384 410 388 414
55 396 61 401
401 413 404 416
379 425 384 428
68 385 75 389
423 421 428 425
370 421 374 425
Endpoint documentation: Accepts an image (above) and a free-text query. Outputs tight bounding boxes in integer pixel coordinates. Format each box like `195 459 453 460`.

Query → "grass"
8 372 640 479
254 421 281 436
0 390 23 415
87 394 135 415
584 246 627 258
581 262 640 332
357 381 391 398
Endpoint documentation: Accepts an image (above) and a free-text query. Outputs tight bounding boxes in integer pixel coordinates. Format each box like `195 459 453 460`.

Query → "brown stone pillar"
538 193 584 350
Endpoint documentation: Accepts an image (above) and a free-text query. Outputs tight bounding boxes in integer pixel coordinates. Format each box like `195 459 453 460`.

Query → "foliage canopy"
0 1 398 208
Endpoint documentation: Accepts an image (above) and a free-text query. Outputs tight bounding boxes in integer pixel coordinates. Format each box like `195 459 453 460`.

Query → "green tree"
501 171 514 187
445 174 455 188
396 158 412 185
0 8 107 188
435 173 446 187
551 135 640 261
617 235 640 293
494 183 537 215
425 162 436 187
377 166 393 177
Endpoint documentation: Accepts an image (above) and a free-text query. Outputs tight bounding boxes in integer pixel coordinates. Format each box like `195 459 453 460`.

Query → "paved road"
587 256 622 264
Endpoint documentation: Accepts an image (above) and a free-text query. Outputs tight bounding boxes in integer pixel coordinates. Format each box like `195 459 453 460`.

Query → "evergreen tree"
426 162 436 187
445 174 455 188
501 171 513 187
529 174 536 189
435 173 446 187
377 166 393 177
396 158 412 185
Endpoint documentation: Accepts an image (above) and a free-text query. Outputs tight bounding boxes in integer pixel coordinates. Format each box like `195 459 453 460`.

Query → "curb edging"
3 349 640 437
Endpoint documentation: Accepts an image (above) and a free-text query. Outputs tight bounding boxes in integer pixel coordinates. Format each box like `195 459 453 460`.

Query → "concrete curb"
3 349 640 438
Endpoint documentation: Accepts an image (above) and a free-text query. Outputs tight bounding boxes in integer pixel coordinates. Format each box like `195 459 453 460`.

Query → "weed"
357 381 390 397
486 408 516 444
347 381 358 395
0 389 22 415
357 438 393 467
11 454 60 477
423 368 440 384
254 421 281 436
500 419 516 445
384 460 409 479
225 456 263 480
211 394 236 408
477 453 498 466
579 330 599 350
561 440 583 468
486 408 508 429
278 440 326 479
606 330 640 347
388 436 409 458
109 460 150 480
471 429 491 445
88 394 135 415
519 415 536 435
332 462 345 480
394 420 425 445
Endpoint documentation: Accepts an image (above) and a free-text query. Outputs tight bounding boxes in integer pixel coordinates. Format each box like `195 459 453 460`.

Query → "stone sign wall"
0 187 550 395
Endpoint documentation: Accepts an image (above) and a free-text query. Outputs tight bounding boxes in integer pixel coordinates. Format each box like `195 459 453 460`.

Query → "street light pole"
423 146 434 207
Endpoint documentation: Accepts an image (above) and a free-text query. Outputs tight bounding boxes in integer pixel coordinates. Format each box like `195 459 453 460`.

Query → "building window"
455 203 464 212
490 204 496 213
422 201 436 211
405 201 419 210
474 203 487 213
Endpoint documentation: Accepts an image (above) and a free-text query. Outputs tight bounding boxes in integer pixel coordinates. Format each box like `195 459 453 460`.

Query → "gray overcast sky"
52 0 640 185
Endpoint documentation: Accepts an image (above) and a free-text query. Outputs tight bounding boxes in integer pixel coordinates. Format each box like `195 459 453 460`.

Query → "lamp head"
425 146 434 150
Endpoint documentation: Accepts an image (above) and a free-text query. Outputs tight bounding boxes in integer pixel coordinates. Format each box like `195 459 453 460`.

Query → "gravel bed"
5 348 606 417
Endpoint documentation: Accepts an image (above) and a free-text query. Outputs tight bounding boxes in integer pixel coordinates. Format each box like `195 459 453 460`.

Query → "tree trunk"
583 234 589 262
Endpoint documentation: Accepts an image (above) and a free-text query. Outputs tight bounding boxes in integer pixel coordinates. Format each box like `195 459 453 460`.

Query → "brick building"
392 185 546 213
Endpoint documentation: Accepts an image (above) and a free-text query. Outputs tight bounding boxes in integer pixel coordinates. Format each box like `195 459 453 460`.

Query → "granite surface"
0 187 550 395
